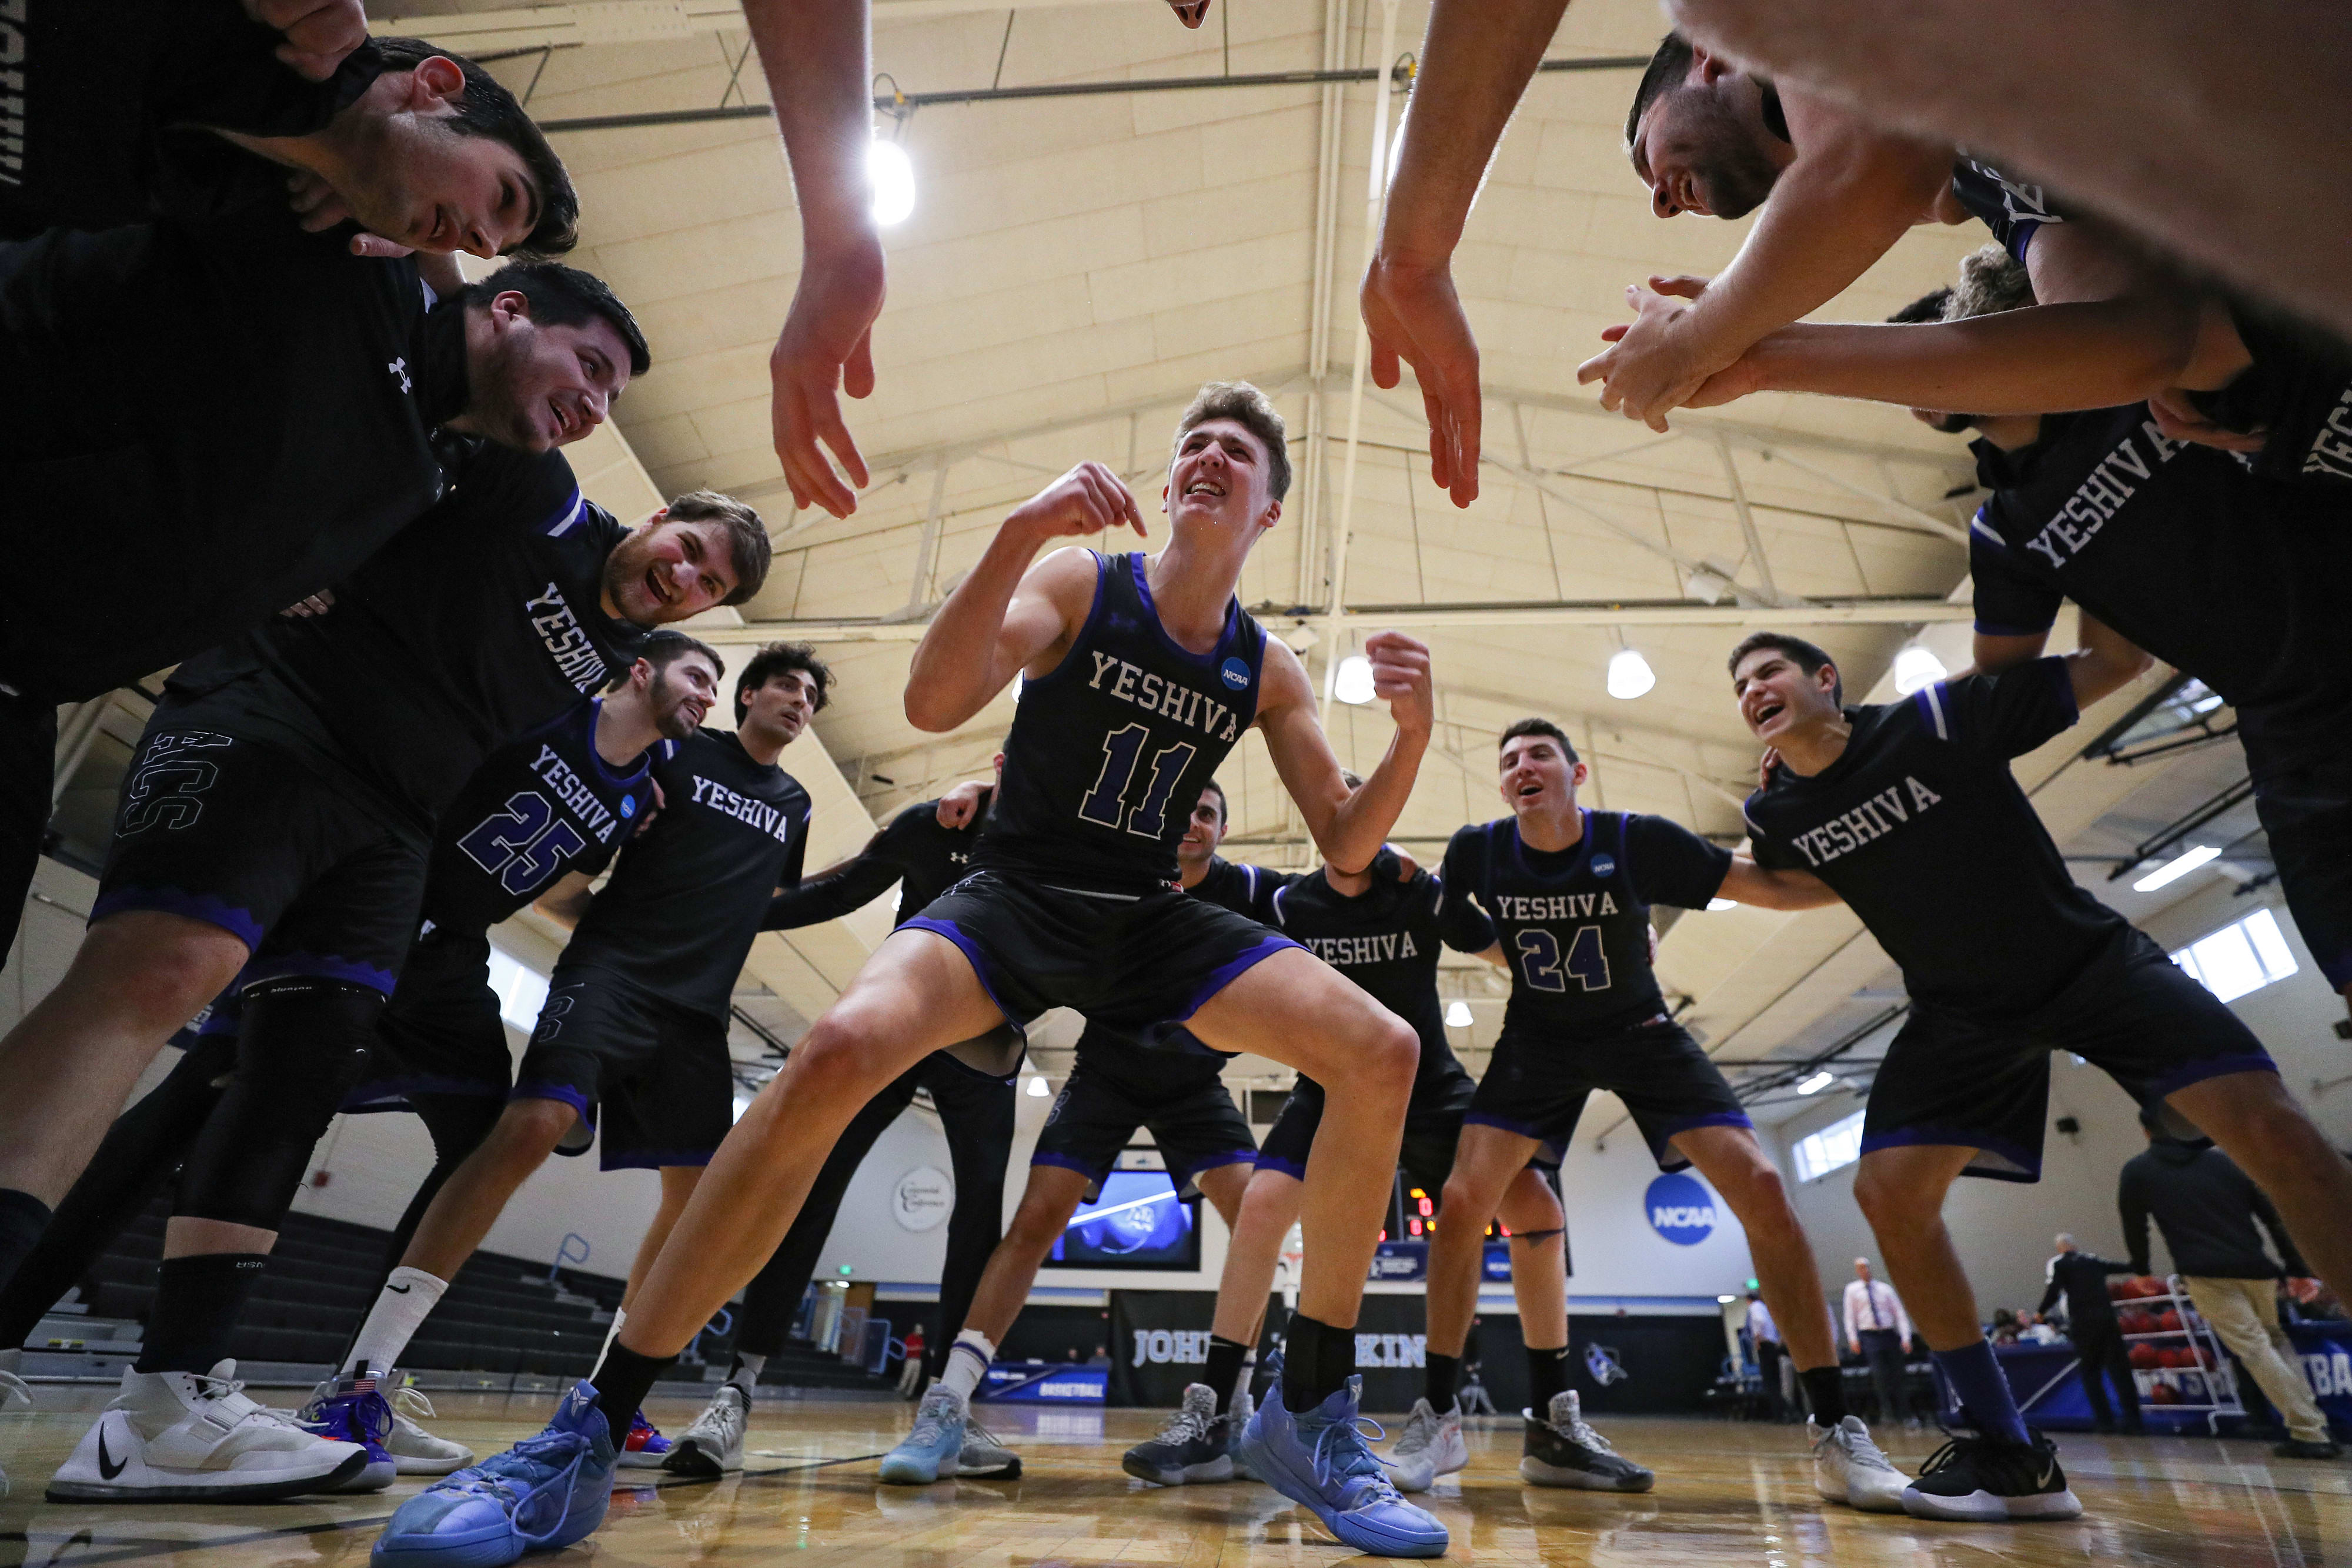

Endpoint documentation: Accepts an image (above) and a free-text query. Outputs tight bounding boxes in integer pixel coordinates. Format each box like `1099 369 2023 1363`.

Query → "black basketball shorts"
1030 1039 1256 1199
512 963 734 1171
344 928 515 1113
1466 1019 1750 1172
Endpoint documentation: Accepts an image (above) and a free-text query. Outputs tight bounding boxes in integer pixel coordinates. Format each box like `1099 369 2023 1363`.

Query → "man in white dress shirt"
1843 1259 1914 1426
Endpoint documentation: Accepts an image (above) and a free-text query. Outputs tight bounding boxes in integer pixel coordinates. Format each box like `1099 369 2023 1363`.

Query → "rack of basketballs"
2113 1275 2245 1433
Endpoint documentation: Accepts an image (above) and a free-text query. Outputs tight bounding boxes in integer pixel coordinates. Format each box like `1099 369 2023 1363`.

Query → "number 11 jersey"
978 551 1267 895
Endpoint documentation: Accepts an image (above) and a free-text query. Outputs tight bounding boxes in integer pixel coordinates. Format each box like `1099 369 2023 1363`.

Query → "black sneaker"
1519 1392 1653 1492
1901 1430 2082 1521
1121 1383 1234 1486
2273 1438 2342 1460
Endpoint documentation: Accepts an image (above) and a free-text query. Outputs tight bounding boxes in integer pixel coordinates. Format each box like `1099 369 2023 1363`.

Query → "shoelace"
190 1370 269 1425
691 1390 747 1440
1155 1403 1212 1446
906 1396 960 1447
445 1427 593 1548
393 1386 440 1423
1837 1425 1897 1472
1563 1412 1616 1454
1390 1408 1439 1457
1310 1414 1402 1502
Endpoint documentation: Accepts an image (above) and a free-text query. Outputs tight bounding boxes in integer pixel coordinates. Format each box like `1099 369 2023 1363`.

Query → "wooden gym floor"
3 1388 2347 1566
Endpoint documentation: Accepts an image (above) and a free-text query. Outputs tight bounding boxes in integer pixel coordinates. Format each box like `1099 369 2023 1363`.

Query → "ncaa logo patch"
1589 853 1616 878
620 796 637 817
1220 656 1250 690
1644 1171 1716 1246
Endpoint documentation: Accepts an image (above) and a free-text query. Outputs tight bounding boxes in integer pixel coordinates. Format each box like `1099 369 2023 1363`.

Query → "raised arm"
1362 0 1570 507
903 463 1144 733
740 0 886 519
1254 632 1433 875
761 833 903 931
1716 854 1842 911
1579 90 1951 428
2062 609 2154 710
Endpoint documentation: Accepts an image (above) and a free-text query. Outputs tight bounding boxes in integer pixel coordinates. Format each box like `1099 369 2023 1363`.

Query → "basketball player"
11 641 717 1482
379 382 1456 1562
344 644 820 1475
26 449 760 1503
1415 718 1902 1507
895 780 1267 1488
1729 630 2352 1519
1120 806 1571 1495
664 770 1017 1481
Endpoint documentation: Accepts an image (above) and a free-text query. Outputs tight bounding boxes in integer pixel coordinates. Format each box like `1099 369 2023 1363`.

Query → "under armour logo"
389 357 412 393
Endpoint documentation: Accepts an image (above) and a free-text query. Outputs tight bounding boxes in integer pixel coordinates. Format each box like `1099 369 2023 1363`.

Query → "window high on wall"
2171 908 2298 1004
1793 1109 1866 1182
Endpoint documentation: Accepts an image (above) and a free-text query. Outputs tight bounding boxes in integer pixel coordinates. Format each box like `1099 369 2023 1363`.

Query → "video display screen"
1044 1169 1201 1271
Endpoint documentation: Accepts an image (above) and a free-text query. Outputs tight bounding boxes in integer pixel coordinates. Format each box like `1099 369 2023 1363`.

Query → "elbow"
901 684 963 734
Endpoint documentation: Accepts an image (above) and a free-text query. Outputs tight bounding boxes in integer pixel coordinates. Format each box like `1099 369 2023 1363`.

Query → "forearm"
761 862 900 930
2063 610 2153 708
1378 0 1565 265
1745 300 2201 414
904 525 1043 731
1719 855 1840 911
741 0 875 257
1311 728 1429 872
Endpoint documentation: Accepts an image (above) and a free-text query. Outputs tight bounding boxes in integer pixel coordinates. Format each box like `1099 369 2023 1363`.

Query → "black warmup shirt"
0 203 460 703
2 0 387 239
165 444 641 828
1948 158 2070 265
1968 407 2352 746
979 551 1268 895
2037 1251 2131 1328
1265 860 1477 1102
2120 1141 2309 1280
420 697 659 940
1744 663 2126 1017
1438 813 1728 1037
763 789 988 932
563 728 811 1021
2183 306 2352 487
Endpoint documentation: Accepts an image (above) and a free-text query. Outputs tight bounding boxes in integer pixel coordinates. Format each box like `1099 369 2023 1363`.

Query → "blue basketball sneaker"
877 1386 967 1485
1238 1376 1448 1558
613 1409 671 1469
372 1382 616 1568
298 1376 397 1493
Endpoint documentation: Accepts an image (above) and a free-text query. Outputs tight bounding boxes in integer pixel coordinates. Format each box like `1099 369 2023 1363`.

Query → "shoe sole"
1120 1453 1231 1486
1237 1427 1447 1558
392 1456 473 1477
662 1440 741 1479
876 1453 958 1486
1900 1486 2083 1522
613 1453 670 1469
328 1457 400 1493
1521 1457 1655 1492
49 1449 370 1505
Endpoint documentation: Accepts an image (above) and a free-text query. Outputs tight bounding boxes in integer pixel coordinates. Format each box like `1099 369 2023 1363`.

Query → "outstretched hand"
1010 462 1148 544
1364 254 1482 508
244 0 368 81
1364 629 1434 735
773 237 887 519
1576 275 1732 430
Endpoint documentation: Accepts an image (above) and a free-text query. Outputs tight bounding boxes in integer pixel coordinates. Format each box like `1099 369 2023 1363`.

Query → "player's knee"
1851 1160 1923 1231
1734 1161 1796 1231
1005 1198 1070 1255
499 1096 580 1152
1361 1014 1419 1087
789 1014 889 1104
84 918 243 1031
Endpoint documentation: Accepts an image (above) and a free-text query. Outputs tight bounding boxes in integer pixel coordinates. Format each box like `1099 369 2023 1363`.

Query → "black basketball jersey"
1438 812 1729 1037
977 551 1268 895
1949 158 2070 264
1267 864 1471 1100
561 728 811 1021
763 789 991 934
419 697 660 940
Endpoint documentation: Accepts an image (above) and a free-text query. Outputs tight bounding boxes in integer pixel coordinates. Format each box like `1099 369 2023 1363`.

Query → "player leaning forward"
376 382 1455 1562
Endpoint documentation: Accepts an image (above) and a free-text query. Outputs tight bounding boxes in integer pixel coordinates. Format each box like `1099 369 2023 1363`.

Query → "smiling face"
739 667 818 747
465 296 632 453
1176 785 1227 872
1628 60 1783 221
603 517 741 626
1498 733 1586 820
1732 646 1842 744
1162 417 1279 540
647 651 720 739
340 61 542 258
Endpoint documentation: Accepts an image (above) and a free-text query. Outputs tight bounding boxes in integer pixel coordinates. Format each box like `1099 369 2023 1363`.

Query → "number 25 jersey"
1438 811 1730 1036
978 551 1268 895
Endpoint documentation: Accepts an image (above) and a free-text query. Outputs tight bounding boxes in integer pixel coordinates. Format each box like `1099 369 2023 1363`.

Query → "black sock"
1204 1335 1250 1416
0 1188 52 1295
1281 1314 1356 1412
1526 1343 1571 1412
1800 1366 1849 1425
135 1253 267 1374
1425 1352 1461 1411
589 1341 676 1430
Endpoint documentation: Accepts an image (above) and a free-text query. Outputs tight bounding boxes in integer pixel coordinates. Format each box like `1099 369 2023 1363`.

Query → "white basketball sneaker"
383 1375 476 1475
1382 1398 1468 1493
664 1383 749 1478
1810 1413 1910 1512
48 1362 368 1503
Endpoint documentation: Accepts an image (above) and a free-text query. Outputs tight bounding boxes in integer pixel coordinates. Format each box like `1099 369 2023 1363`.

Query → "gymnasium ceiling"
323 0 2268 1129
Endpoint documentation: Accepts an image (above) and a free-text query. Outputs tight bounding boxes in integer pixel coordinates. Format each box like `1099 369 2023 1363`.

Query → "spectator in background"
2039 1233 2141 1435
897 1325 926 1398
1746 1290 1792 1422
2121 1117 2338 1460
1989 1309 2022 1347
1842 1259 1913 1427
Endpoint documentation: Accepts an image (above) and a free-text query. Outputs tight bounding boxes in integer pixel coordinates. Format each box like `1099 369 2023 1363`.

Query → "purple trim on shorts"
1028 1148 1108 1181
1463 1109 1549 1141
340 1074 506 1114
1252 1150 1308 1182
238 951 400 997
1646 1109 1753 1171
2146 1051 2278 1102
1170 933 1304 1025
601 1146 716 1172
1168 1146 1257 1193
1860 1124 2043 1183
901 917 1027 1039
511 1079 595 1125
91 885 264 950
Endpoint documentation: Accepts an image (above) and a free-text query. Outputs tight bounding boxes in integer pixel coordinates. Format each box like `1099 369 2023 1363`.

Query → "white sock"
591 1307 627 1378
349 1268 449 1379
938 1330 995 1400
1234 1350 1257 1409
729 1352 765 1395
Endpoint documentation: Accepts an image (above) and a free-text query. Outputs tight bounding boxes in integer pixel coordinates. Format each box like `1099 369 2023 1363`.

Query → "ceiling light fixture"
1444 1000 1472 1028
1607 647 1655 700
1796 1070 1836 1096
1893 645 1947 696
1335 654 1375 705
1706 897 1735 911
2133 844 2221 892
1024 1074 1050 1098
869 138 916 226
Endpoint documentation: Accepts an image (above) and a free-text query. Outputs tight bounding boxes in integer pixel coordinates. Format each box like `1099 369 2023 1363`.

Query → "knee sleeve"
173 979 385 1232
